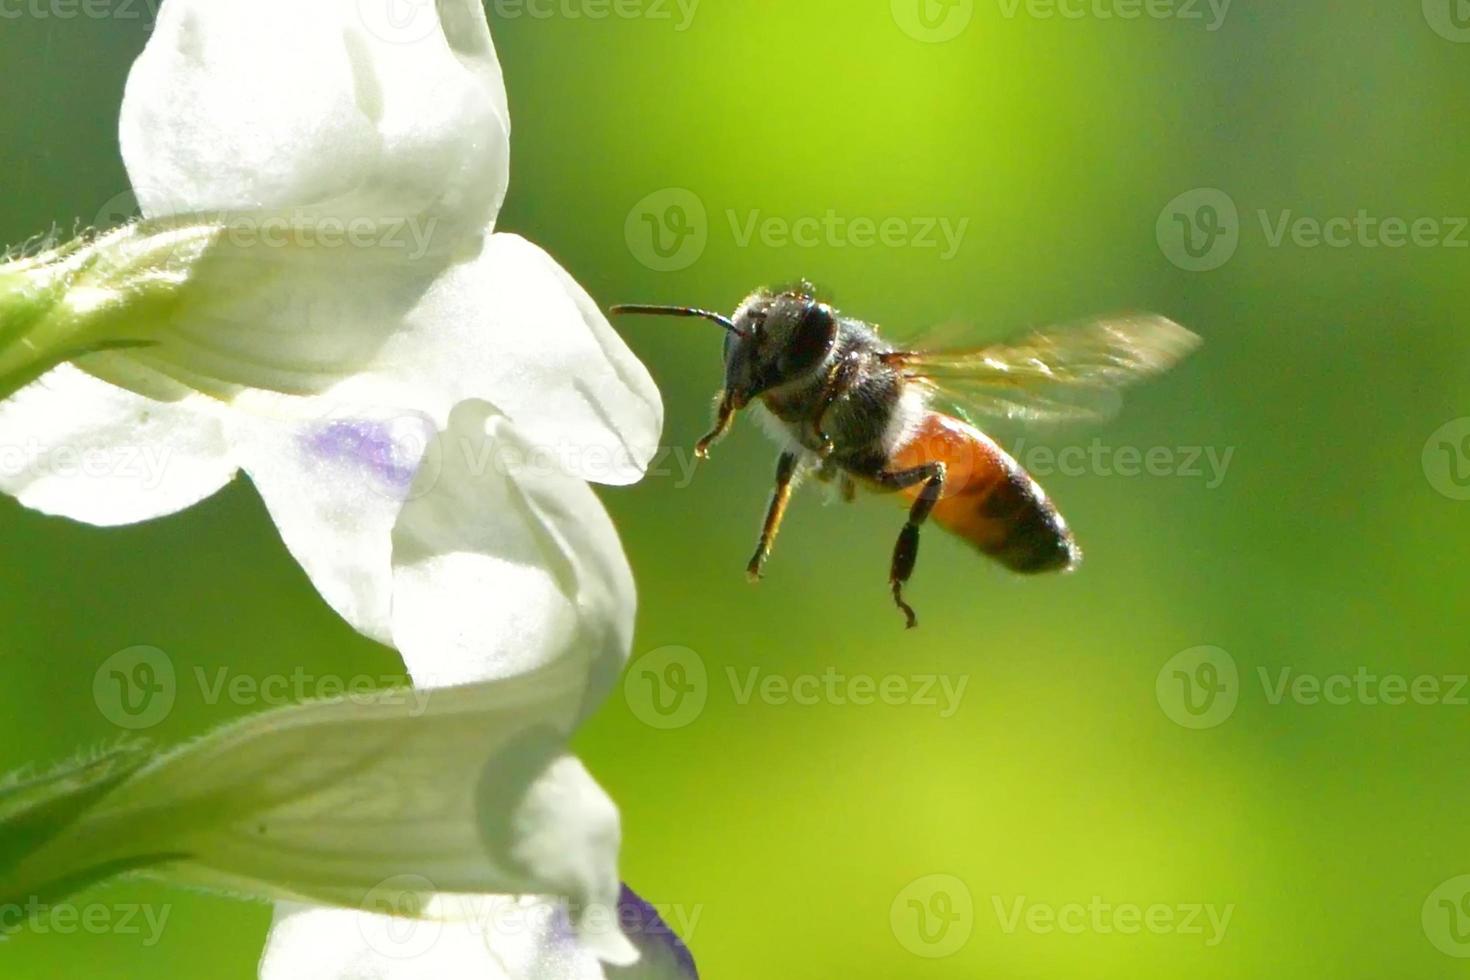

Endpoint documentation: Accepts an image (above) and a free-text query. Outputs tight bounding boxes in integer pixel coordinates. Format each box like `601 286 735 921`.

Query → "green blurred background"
3 1 1470 976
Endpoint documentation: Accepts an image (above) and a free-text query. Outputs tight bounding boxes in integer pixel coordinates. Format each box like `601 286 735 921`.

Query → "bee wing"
884 314 1201 425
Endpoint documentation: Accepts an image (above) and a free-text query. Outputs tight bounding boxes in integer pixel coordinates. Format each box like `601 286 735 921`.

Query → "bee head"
722 284 839 408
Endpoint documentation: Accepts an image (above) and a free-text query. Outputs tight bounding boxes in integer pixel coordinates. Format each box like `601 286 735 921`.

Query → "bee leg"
695 392 737 460
747 451 800 583
813 460 858 504
872 462 947 629
808 353 861 458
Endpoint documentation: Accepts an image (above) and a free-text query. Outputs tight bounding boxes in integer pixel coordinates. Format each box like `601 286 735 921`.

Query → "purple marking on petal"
609 883 699 979
549 900 578 944
303 419 424 496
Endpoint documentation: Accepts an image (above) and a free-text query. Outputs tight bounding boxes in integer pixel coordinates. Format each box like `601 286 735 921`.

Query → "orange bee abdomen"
888 413 1080 574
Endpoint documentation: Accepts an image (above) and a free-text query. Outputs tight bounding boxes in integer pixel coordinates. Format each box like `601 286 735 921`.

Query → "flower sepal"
0 741 177 920
1 661 626 941
0 219 220 401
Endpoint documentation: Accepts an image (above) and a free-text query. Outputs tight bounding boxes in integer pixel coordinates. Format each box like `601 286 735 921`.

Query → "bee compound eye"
778 303 837 374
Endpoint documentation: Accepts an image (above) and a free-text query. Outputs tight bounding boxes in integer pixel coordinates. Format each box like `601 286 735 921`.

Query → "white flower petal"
84 0 520 409
254 754 636 979
333 234 663 485
258 881 702 980
96 3 661 462
259 893 610 980
224 396 641 659
12 666 618 914
234 403 645 978
0 365 235 526
78 217 452 409
390 401 636 699
120 0 509 236
70 231 663 478
228 409 440 646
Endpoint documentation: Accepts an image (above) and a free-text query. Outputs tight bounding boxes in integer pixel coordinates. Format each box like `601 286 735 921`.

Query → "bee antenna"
608 304 748 338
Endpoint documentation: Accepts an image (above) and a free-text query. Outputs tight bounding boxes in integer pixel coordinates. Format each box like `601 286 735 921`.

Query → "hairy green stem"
0 219 222 402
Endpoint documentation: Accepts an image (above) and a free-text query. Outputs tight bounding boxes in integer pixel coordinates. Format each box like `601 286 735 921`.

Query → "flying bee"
611 283 1200 628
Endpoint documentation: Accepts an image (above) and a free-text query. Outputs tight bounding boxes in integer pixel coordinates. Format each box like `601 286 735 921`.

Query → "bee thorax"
755 351 923 466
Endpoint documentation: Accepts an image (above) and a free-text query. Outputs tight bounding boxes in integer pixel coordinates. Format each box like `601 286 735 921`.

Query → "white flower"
3 662 621 952
243 399 693 977
2 654 698 978
0 0 680 975
0 0 662 650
